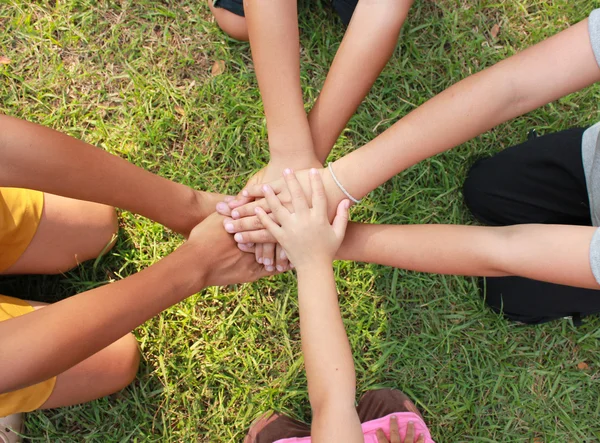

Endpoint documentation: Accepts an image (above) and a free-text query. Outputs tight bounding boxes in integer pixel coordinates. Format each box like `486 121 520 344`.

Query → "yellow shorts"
0 295 56 416
0 188 44 272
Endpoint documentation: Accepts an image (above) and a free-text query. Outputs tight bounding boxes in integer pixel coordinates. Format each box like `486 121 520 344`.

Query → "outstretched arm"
227 14 600 221
0 115 218 236
309 0 414 163
244 0 319 169
332 17 600 199
0 214 268 394
256 170 362 442
337 222 600 289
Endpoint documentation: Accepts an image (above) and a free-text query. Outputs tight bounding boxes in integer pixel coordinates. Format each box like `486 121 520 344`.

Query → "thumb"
331 199 350 239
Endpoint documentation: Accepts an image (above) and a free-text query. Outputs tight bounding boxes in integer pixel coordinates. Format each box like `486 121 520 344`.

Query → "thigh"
28 301 139 410
2 193 117 275
0 300 139 415
463 128 591 226
482 276 600 324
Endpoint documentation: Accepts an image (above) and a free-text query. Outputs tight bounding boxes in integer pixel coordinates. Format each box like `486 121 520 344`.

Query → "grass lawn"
1 0 600 441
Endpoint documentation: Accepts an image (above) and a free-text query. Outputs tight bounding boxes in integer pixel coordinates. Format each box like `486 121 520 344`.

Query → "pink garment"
273 411 435 443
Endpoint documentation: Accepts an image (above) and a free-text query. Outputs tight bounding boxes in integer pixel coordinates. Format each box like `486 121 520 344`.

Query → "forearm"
332 19 600 198
0 244 204 393
0 115 204 235
297 264 356 410
338 222 600 289
309 0 412 162
245 0 314 159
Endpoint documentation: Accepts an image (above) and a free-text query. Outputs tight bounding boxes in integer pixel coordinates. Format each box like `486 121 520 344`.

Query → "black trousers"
463 127 600 324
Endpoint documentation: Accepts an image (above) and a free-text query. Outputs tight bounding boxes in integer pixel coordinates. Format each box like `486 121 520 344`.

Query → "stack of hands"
215 163 349 273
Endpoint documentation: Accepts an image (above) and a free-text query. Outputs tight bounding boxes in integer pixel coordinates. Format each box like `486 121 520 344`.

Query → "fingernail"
263 258 272 266
280 249 287 259
344 200 350 209
234 233 244 242
257 257 263 264
310 168 317 175
242 190 249 197
254 207 261 214
246 243 255 247
266 265 274 272
290 263 295 269
232 210 240 219
276 265 284 272
216 202 228 212
225 223 235 233
262 184 269 193
283 168 292 175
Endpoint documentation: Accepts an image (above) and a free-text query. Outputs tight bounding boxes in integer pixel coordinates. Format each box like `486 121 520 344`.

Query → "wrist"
269 149 320 168
172 242 209 293
295 258 334 276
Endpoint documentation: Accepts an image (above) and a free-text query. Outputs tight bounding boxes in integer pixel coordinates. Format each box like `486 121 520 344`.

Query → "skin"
213 0 413 268
0 117 255 409
256 169 362 442
221 16 600 289
0 213 270 395
376 418 425 443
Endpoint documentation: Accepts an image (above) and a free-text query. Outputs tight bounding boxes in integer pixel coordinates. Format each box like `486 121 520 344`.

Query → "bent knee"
107 333 141 391
209 2 249 41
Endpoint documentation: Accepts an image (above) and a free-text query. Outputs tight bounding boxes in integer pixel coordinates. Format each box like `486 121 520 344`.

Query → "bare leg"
208 0 249 41
2 193 117 275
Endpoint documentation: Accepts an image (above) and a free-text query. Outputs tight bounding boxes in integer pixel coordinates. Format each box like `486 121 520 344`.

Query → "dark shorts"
463 127 600 324
213 0 359 26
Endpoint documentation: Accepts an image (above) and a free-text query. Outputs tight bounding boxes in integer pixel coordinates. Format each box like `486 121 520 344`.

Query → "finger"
237 243 256 253
231 199 271 220
283 168 309 214
309 168 327 217
234 228 278 244
216 201 232 216
402 420 413 443
262 242 275 272
275 244 289 272
255 243 263 265
376 429 389 443
223 215 271 234
416 434 425 443
331 199 350 240
254 207 285 243
227 195 254 209
261 184 292 225
242 178 286 198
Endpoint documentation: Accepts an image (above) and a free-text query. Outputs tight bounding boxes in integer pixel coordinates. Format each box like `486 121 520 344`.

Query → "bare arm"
335 18 600 199
0 115 216 236
244 0 316 166
337 222 600 289
0 214 268 394
297 263 364 443
255 170 362 442
233 16 600 220
309 0 414 163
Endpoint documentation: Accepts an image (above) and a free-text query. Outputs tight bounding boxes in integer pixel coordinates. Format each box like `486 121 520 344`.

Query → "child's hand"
376 418 425 443
254 168 350 269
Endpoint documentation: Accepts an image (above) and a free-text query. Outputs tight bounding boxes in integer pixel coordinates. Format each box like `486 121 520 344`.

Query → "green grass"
1 0 600 441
